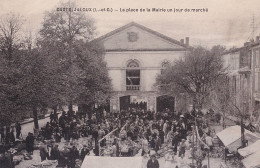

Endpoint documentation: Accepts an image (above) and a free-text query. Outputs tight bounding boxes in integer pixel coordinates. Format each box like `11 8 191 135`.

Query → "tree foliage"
0 13 25 60
0 13 26 126
37 1 111 110
156 46 226 110
0 2 111 127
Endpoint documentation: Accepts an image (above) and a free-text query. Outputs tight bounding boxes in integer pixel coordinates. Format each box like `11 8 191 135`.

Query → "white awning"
81 156 143 168
238 140 260 157
216 125 259 152
242 151 260 168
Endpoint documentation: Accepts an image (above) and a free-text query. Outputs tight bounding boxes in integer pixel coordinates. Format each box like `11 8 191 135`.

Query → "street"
20 117 51 139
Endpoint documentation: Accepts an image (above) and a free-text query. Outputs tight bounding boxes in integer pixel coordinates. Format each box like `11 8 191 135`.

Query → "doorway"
156 95 175 112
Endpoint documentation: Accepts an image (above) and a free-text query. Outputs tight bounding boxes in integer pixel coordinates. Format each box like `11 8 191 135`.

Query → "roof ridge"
92 22 188 48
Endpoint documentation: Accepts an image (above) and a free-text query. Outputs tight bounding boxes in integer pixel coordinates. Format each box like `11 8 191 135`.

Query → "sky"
1 0 260 49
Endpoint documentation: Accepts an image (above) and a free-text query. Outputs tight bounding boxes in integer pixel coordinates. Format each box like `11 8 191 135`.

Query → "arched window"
161 60 170 68
127 60 139 68
126 60 140 90
161 60 170 74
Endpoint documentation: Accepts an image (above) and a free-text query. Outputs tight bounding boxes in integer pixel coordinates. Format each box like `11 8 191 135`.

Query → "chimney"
256 36 260 42
180 39 184 44
185 37 189 46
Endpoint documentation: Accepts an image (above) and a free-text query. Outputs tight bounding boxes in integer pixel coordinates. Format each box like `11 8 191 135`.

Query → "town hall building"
94 22 190 112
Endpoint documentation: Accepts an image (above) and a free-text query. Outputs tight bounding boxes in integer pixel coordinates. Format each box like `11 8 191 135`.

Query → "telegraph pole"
252 14 255 38
250 14 257 41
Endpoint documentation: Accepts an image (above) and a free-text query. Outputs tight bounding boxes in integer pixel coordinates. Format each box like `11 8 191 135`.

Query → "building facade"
94 22 190 112
222 38 260 119
250 40 260 116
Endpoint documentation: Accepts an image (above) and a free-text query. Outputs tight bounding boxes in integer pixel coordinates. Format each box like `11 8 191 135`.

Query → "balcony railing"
126 85 140 90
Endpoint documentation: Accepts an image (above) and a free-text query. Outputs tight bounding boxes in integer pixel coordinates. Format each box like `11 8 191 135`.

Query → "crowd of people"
0 105 217 168
0 122 22 145
25 106 215 168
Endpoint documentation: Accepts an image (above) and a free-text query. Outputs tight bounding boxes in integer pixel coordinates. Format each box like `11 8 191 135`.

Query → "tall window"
255 51 260 67
255 51 259 68
126 60 140 90
232 76 237 94
255 72 259 92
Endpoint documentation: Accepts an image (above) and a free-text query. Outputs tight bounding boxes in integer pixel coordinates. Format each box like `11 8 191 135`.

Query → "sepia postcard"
0 0 260 168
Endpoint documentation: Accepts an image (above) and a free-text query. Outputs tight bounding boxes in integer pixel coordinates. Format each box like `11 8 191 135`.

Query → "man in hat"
147 153 159 168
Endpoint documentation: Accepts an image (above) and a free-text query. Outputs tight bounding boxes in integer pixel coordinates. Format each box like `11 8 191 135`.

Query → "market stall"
242 151 260 168
238 140 260 158
216 125 259 152
81 156 143 168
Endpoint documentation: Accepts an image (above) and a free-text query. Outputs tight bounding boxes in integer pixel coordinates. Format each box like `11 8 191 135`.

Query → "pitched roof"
92 22 189 48
222 41 260 55
216 125 259 147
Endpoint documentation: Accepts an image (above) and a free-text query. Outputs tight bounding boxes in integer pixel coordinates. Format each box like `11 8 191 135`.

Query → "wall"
222 52 240 71
104 51 187 91
102 26 182 50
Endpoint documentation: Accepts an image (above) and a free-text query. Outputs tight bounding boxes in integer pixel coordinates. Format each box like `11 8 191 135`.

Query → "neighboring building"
222 47 249 114
94 22 190 112
250 39 260 117
222 37 260 119
222 49 241 108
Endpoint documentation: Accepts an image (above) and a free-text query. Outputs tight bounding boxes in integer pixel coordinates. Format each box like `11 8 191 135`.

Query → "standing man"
15 122 21 139
0 125 4 143
205 133 213 152
69 145 79 168
50 112 55 123
172 132 179 155
39 141 49 161
80 145 90 160
25 132 34 155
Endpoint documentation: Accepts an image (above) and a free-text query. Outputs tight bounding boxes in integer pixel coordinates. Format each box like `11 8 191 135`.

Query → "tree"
37 1 94 112
72 40 111 105
156 46 227 167
156 46 226 111
207 75 231 128
0 13 24 60
0 13 26 126
210 45 226 57
18 46 52 129
37 1 111 116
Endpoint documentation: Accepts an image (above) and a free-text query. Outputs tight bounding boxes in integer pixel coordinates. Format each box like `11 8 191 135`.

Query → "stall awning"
242 151 260 168
238 140 260 157
216 125 259 152
81 156 143 168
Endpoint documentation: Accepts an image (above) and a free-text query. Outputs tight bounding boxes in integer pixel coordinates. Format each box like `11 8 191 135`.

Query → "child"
178 139 186 157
